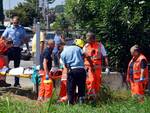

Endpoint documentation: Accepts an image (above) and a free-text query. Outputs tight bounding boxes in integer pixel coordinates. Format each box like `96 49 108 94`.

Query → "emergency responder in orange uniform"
38 40 55 101
127 45 148 102
58 59 68 102
0 38 12 87
83 32 109 97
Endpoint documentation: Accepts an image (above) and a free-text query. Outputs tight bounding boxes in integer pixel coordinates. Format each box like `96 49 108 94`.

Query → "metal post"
34 22 40 97
35 22 40 66
46 0 50 31
35 73 39 98
46 14 50 31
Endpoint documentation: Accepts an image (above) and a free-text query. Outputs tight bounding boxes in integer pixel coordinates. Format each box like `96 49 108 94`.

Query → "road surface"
6 60 34 88
5 60 125 90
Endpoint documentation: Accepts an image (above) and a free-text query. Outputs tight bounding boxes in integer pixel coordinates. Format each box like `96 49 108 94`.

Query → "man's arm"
126 66 130 82
140 69 145 79
100 43 110 75
23 36 30 51
22 28 30 51
104 56 109 67
63 65 68 75
1 28 9 39
140 59 147 79
61 52 70 72
40 41 45 54
101 44 109 67
40 32 45 54
43 58 49 75
25 41 30 51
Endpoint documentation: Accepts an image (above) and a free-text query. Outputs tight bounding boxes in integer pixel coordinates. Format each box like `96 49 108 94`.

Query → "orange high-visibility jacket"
84 42 102 66
127 54 149 81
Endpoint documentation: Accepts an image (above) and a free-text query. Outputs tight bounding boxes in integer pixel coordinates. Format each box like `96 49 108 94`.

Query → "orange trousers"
130 81 148 96
59 80 67 102
38 74 53 99
86 66 102 96
0 56 7 80
59 80 67 97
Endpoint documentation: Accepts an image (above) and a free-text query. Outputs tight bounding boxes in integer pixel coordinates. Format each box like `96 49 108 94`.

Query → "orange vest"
127 54 149 80
84 42 102 66
0 56 6 69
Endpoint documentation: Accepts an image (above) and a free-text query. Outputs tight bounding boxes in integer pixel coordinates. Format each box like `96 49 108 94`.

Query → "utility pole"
39 0 55 31
46 0 50 31
35 0 56 64
33 0 41 96
35 0 40 66
46 0 56 31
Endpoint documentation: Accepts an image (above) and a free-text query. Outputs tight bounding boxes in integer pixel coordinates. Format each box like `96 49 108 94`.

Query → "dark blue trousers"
7 47 22 85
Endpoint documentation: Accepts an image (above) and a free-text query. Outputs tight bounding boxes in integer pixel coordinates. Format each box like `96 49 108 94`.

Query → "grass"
0 87 150 113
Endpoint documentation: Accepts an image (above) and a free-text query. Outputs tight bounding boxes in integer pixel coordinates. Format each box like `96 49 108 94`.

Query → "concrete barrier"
102 72 125 90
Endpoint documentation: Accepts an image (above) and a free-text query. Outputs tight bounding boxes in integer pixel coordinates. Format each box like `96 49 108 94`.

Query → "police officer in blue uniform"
59 42 86 105
2 15 29 87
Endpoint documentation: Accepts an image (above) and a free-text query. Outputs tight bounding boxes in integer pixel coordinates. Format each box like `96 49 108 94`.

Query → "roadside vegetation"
0 86 150 113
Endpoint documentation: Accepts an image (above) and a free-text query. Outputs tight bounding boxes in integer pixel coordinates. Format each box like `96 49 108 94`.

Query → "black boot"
0 80 11 87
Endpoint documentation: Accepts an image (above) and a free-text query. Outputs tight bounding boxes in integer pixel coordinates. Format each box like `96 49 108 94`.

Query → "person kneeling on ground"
38 40 55 102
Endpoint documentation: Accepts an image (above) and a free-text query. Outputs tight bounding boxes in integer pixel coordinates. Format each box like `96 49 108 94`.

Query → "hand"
126 77 130 82
105 68 110 75
126 79 130 83
45 74 49 80
27 49 31 54
91 67 95 73
140 76 145 81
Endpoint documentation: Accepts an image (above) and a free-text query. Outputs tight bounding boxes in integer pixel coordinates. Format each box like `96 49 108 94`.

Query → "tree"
55 5 64 13
64 0 150 71
6 0 37 26
106 0 150 71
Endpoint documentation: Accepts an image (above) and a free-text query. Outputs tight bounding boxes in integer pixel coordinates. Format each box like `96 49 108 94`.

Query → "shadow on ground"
0 87 37 100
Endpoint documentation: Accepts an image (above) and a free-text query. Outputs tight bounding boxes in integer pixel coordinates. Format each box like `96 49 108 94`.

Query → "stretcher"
0 66 40 97
0 66 62 98
0 66 39 78
0 66 62 85
0 66 62 82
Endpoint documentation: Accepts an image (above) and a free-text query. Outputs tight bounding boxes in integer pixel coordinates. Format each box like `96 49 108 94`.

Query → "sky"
3 0 65 10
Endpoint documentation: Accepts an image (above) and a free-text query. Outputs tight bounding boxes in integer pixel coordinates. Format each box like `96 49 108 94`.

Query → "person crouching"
38 40 55 101
58 39 85 103
58 42 86 105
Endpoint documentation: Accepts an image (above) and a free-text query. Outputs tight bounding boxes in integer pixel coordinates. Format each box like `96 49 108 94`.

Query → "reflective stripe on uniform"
133 70 141 73
90 56 101 60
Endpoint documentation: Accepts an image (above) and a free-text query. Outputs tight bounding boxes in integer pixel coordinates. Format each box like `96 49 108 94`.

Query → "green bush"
64 0 150 71
0 91 150 113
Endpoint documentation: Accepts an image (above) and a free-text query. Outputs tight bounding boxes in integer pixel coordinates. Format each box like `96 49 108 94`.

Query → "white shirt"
83 42 107 57
100 43 107 57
